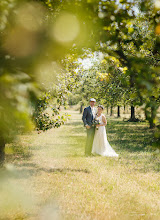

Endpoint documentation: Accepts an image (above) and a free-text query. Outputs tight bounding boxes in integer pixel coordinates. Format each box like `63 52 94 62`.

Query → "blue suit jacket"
82 106 93 126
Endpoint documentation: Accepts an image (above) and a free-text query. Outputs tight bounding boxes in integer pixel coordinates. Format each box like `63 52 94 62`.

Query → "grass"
1 110 160 220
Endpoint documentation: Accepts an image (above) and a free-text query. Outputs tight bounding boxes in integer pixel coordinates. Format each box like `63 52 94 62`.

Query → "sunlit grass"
1 110 160 219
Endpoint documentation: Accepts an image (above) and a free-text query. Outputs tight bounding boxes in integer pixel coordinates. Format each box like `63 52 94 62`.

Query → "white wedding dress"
92 114 118 157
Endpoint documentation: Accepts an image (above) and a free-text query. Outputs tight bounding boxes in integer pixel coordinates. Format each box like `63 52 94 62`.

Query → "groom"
82 98 96 156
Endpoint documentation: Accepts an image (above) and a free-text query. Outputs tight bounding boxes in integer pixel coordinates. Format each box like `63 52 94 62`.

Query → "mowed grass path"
2 110 160 220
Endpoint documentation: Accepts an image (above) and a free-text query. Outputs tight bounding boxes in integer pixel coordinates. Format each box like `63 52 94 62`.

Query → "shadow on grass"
67 118 153 153
1 162 90 180
105 119 160 172
5 147 32 164
65 121 82 127
107 119 153 153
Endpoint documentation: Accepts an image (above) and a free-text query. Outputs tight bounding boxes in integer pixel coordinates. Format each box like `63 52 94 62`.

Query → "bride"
92 105 118 157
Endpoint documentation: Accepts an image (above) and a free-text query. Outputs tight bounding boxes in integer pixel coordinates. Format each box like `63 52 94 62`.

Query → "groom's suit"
82 106 95 156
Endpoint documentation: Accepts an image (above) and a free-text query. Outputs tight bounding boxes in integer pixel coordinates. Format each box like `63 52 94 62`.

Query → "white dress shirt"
90 106 97 119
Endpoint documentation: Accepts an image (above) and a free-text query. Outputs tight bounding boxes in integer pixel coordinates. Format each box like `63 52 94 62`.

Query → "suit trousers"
85 127 95 156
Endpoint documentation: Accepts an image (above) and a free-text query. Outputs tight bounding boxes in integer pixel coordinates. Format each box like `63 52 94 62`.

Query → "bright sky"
78 52 104 70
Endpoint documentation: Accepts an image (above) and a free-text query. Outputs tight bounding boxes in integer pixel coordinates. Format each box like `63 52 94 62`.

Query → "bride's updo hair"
98 105 104 110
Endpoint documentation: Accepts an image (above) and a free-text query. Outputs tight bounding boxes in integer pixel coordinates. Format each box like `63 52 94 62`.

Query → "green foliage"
97 0 160 115
1 0 97 164
33 92 70 131
0 0 96 141
68 93 81 105
69 0 160 144
0 0 160 162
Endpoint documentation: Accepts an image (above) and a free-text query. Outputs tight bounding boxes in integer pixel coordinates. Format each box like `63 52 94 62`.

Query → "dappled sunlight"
15 2 45 32
0 0 160 219
155 0 160 9
39 201 62 220
51 12 80 43
35 61 60 88
0 166 36 219
3 27 38 57
2 110 159 219
3 2 46 58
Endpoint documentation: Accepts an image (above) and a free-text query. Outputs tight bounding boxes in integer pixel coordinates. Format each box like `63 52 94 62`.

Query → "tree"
0 0 42 165
0 0 104 165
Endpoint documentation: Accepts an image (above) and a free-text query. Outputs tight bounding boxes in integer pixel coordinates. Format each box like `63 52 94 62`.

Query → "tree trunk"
117 106 120 117
110 106 113 116
107 106 109 115
144 108 148 121
144 98 157 129
0 137 5 167
150 106 156 128
80 104 83 114
131 106 135 120
124 105 125 112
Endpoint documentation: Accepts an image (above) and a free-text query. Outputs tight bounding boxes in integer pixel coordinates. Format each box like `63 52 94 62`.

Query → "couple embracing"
82 98 118 157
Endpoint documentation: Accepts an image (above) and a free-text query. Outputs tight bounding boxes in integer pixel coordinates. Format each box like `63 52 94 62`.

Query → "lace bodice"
95 114 104 125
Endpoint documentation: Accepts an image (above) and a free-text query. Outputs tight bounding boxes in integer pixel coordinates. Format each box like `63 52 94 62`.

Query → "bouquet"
92 118 100 130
